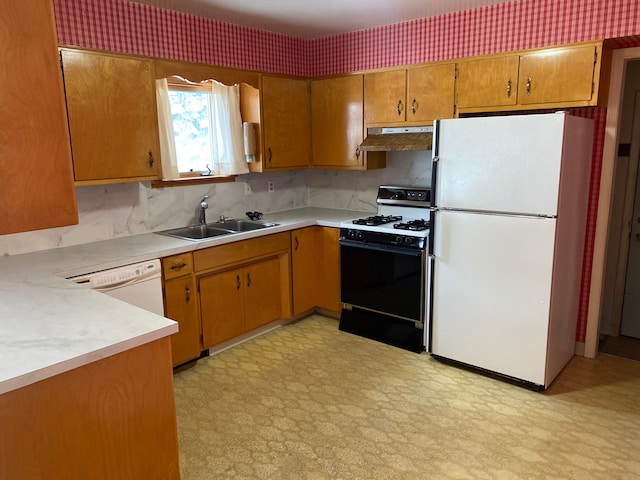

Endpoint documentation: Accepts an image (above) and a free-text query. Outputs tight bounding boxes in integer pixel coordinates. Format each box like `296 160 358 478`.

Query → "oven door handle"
339 239 424 257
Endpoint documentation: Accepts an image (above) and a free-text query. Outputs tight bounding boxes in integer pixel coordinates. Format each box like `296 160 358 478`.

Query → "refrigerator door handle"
438 207 557 219
424 253 435 352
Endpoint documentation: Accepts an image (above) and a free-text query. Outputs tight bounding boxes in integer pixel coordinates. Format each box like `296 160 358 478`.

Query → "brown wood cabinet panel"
162 252 194 280
0 1 77 234
61 49 161 183
291 227 318 315
261 75 310 170
200 268 246 348
194 232 290 272
456 55 520 109
244 257 283 331
311 75 368 169
364 70 407 124
518 44 597 105
0 338 179 480
164 275 201 366
407 64 456 122
316 227 341 314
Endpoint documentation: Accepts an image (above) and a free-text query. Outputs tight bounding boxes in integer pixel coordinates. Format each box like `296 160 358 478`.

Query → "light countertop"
0 208 364 394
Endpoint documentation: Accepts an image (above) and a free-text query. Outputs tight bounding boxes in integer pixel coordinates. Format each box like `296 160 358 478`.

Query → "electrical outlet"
268 181 275 193
244 183 252 195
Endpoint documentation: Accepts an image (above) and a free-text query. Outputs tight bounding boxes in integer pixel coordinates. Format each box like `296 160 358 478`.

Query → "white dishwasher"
68 259 165 316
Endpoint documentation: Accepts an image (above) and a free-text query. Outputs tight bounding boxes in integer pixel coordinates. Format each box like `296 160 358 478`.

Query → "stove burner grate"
393 219 430 231
352 215 402 226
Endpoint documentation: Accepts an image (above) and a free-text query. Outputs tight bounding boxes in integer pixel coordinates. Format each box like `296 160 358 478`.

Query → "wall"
8 0 640 341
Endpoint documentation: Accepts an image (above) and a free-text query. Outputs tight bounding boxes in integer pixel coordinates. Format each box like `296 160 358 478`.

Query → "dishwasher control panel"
91 261 160 288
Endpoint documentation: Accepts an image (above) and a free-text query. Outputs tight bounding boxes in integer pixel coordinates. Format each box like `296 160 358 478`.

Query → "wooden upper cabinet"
518 44 598 106
61 49 161 184
0 2 77 235
456 55 520 110
260 75 310 170
311 75 385 169
406 64 456 122
364 70 407 125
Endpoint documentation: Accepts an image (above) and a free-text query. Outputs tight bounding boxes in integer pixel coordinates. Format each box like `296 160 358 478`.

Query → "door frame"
586 47 640 357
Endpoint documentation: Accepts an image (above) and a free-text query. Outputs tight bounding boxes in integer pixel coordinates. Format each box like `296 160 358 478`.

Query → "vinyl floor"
174 315 640 480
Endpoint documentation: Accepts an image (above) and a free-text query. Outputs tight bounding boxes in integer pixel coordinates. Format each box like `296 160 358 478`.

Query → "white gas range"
338 185 431 353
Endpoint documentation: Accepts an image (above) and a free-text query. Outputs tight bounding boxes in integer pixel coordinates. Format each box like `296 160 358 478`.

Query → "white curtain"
155 78 180 180
208 81 249 175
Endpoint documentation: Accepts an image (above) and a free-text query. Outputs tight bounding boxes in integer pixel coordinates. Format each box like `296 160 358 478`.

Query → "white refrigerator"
429 112 594 389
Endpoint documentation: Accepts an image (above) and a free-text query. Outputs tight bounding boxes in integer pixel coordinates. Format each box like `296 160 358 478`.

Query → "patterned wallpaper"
52 0 640 342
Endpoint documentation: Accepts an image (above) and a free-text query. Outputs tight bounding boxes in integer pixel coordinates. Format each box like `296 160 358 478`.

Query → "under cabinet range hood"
357 126 434 152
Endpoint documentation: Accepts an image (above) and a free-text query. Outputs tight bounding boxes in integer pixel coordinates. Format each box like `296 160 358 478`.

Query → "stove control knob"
356 231 363 239
404 237 413 246
395 236 403 244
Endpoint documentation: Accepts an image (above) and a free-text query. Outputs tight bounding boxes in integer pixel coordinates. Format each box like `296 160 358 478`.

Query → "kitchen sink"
207 219 278 232
157 219 278 241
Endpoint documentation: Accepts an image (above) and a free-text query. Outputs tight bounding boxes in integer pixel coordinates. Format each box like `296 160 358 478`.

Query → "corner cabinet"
0 1 77 234
456 41 609 113
60 48 161 185
311 75 385 170
291 227 341 316
260 75 311 171
364 63 456 126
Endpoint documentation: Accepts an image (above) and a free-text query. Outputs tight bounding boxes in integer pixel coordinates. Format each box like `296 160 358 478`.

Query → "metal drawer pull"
236 275 241 290
247 272 252 287
411 98 417 114
170 262 187 271
526 76 532 95
397 99 404 116
185 287 191 303
507 79 512 97
148 150 154 167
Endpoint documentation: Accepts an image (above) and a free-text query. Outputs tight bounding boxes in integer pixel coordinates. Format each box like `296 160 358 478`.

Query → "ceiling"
132 0 515 39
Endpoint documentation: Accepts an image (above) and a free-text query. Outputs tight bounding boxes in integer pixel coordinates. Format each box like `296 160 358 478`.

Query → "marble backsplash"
0 151 431 256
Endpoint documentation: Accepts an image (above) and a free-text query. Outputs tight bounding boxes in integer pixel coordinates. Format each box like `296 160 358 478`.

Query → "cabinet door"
311 75 365 168
518 44 597 106
316 227 342 314
0 2 77 234
407 64 456 123
456 56 519 110
200 268 245 349
244 257 282 331
364 70 407 125
291 227 317 315
61 49 161 183
164 275 201 366
261 75 310 170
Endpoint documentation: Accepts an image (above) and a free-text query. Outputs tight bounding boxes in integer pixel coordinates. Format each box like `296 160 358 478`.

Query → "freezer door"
435 113 568 215
431 210 556 386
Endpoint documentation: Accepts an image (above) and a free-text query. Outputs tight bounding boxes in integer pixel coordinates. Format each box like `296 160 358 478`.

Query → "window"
168 85 213 175
155 76 250 181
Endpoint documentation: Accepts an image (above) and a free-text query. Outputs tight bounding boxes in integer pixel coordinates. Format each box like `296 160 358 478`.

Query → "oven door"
339 239 425 324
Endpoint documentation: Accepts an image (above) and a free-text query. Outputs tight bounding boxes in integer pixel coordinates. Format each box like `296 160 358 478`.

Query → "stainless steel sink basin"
157 219 278 241
207 219 278 232
158 224 234 241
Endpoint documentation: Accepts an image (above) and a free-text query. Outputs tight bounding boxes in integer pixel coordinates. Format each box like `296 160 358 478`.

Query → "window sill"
151 175 237 188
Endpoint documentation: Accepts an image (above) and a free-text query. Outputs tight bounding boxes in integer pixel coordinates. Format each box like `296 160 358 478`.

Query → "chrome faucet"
198 196 209 225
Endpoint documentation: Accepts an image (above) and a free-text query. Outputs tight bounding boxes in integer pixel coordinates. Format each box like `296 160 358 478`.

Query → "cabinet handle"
355 148 361 160
506 79 512 98
294 236 299 251
268 147 272 163
185 287 191 303
526 76 532 95
148 150 155 168
170 262 187 271
236 274 241 290
397 99 404 116
411 98 417 114
247 272 252 287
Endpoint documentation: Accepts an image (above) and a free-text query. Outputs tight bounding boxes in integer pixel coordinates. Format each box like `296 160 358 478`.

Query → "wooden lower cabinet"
0 338 180 479
291 226 341 315
200 267 246 347
244 257 283 331
164 274 201 365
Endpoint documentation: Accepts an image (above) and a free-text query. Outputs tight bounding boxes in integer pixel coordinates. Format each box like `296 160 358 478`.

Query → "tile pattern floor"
174 315 640 480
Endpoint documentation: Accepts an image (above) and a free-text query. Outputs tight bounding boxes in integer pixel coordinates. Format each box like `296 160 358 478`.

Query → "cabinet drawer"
162 253 194 279
194 232 290 272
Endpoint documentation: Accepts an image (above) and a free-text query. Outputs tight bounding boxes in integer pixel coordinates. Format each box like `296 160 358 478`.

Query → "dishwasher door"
68 259 164 316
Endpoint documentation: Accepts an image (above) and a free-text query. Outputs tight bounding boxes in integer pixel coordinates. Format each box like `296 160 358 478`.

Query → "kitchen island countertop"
0 208 364 394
